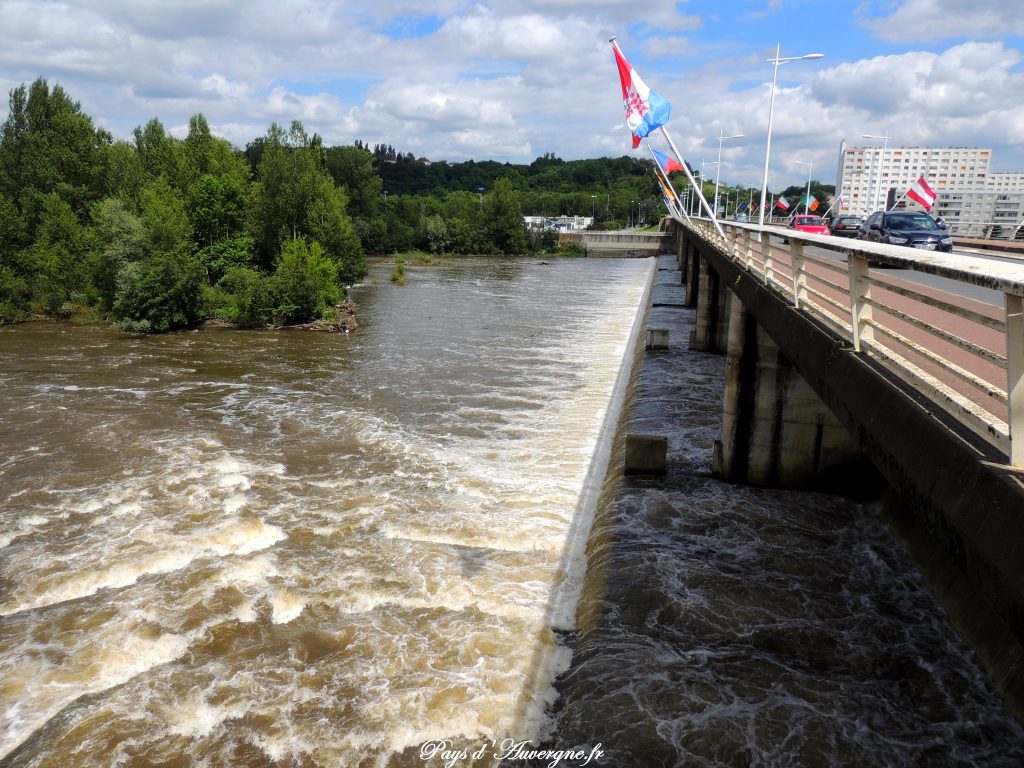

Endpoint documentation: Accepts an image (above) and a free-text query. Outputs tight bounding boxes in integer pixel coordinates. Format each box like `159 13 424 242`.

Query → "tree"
88 197 146 311
111 177 205 332
272 238 339 324
324 145 382 218
0 78 110 234
29 193 87 312
251 122 365 285
486 177 527 254
132 118 183 188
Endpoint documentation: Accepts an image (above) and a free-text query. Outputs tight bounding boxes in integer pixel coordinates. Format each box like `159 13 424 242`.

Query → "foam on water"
0 258 658 764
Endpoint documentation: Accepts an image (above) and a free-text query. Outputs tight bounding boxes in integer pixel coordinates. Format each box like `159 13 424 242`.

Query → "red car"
788 215 830 235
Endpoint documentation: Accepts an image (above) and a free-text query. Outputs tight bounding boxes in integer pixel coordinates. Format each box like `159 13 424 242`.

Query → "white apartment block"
838 146 1024 234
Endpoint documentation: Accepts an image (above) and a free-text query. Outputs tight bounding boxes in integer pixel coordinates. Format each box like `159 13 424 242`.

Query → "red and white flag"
907 176 936 211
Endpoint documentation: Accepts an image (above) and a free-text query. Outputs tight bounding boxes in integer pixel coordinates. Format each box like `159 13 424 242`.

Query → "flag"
737 202 748 212
775 196 790 211
612 40 672 149
652 149 684 175
657 175 678 205
907 175 936 211
800 193 819 211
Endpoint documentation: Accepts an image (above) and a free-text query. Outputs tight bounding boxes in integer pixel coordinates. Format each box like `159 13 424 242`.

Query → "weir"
665 216 1024 720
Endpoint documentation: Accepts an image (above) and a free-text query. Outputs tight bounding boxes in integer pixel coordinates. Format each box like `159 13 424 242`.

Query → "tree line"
0 78 695 332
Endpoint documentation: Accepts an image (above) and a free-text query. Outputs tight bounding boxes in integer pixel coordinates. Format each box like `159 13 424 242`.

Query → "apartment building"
838 146 1024 233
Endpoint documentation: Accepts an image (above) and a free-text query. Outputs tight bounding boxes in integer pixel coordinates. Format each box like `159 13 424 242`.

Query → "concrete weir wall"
670 219 1024 721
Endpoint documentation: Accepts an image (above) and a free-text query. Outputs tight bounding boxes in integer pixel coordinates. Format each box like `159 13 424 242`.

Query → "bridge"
560 229 669 258
660 214 1024 718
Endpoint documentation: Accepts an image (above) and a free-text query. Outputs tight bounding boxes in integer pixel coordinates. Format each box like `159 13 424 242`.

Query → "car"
733 212 749 222
829 215 863 238
859 211 953 252
787 215 830 236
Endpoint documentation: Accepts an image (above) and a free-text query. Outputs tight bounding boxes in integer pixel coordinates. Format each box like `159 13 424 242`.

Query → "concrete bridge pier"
715 295 874 493
690 255 731 353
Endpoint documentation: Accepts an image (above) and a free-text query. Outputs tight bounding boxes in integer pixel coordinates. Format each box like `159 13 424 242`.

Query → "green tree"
111 177 205 332
29 192 87 312
272 238 339 324
486 177 527 254
88 197 146 311
325 145 382 218
252 122 365 284
0 78 110 234
132 118 183 188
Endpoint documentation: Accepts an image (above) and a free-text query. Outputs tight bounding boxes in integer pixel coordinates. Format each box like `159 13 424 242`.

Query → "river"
1 255 1022 767
0 257 653 766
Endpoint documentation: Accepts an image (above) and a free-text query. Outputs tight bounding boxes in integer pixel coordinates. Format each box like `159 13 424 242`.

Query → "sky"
1 0 1023 189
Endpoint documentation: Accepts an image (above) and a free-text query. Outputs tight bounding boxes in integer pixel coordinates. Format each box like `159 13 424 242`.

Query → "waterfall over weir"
1 255 1022 767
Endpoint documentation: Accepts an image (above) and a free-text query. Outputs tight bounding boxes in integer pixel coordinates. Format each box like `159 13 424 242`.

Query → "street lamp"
630 199 634 227
796 160 812 214
591 194 596 222
862 130 890 213
758 44 825 226
713 130 744 220
701 160 718 219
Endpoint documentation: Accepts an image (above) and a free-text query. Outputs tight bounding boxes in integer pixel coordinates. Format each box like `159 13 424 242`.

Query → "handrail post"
743 230 753 276
763 231 774 287
848 251 873 352
790 240 806 308
1007 293 1024 467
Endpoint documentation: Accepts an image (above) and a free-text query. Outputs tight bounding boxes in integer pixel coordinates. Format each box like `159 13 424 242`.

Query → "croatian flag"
907 175 936 211
776 196 790 211
652 149 685 175
612 39 672 149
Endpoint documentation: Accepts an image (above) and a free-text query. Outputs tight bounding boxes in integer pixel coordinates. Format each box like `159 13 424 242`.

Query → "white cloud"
861 0 1024 42
0 0 1021 180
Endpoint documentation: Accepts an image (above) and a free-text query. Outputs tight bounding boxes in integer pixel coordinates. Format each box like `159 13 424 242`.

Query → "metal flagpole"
659 126 725 238
819 193 842 220
646 144 690 222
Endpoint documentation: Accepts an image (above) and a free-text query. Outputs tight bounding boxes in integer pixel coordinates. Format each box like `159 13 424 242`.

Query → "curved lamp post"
713 130 743 220
758 45 824 226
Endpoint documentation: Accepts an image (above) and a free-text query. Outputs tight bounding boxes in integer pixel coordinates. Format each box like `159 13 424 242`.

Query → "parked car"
787 215 830 236
733 212 749 222
859 211 953 252
829 215 863 238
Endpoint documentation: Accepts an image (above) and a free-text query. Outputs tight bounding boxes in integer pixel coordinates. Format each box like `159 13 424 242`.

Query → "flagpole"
646 145 690 222
890 190 909 210
819 194 842 220
658 126 726 239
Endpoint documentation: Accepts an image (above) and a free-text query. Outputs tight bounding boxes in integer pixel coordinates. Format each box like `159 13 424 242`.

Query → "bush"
271 238 339 324
112 252 206 332
216 266 276 326
0 266 30 322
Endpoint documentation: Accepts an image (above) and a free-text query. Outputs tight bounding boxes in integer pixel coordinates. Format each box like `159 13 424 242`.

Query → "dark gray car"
859 211 953 252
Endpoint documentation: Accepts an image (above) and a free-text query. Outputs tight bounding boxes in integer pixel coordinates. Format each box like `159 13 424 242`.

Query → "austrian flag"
907 175 937 211
611 39 672 148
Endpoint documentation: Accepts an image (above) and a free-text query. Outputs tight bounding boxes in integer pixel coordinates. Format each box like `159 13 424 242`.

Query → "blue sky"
1 0 1022 189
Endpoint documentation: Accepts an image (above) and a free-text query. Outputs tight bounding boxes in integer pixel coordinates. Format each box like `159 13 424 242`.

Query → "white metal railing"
676 215 1024 468
951 221 1024 241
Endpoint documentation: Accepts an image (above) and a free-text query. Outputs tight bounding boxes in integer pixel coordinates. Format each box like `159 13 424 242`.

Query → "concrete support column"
684 241 700 306
677 231 690 282
691 254 731 353
715 295 876 494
